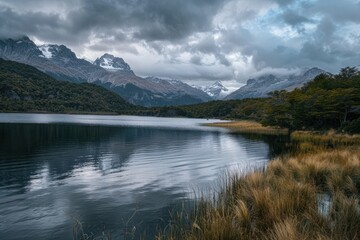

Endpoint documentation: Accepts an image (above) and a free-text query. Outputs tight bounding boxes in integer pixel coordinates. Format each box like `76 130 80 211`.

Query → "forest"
0 59 138 114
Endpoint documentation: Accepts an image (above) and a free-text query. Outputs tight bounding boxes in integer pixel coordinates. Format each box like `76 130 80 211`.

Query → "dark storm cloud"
0 6 62 38
34 0 225 40
131 0 227 41
0 0 228 44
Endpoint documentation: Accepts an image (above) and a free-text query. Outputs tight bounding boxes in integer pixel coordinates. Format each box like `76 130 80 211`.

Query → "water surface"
0 114 276 239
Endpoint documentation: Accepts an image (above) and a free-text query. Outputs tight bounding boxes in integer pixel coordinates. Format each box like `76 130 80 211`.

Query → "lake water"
0 114 283 239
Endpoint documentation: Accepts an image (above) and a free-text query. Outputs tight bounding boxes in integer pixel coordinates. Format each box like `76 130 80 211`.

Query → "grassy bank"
204 121 288 135
291 131 360 153
157 125 360 240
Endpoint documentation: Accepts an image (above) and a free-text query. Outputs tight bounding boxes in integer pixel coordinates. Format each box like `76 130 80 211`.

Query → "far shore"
204 120 289 135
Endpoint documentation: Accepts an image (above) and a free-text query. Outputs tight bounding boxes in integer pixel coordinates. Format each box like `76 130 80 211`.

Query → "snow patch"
99 57 125 71
39 45 53 58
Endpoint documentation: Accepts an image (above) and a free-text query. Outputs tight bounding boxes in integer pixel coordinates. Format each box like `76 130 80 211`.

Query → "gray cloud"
132 0 227 41
0 0 359 85
1 0 229 44
281 10 312 27
273 0 296 6
309 0 360 23
0 7 62 38
190 55 202 65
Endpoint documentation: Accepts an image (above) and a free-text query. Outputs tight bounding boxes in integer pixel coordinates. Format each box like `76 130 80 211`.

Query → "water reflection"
0 115 279 240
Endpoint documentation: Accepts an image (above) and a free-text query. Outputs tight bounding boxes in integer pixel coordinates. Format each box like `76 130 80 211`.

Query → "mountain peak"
303 67 326 78
193 81 229 99
93 53 134 74
13 35 33 43
38 44 77 60
101 53 115 59
212 80 224 87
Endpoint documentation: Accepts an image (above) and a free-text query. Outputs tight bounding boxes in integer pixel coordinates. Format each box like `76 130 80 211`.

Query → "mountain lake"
0 114 287 239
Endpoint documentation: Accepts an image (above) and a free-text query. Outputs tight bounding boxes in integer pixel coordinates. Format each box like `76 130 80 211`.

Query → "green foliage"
0 58 139 114
263 69 360 132
340 118 360 134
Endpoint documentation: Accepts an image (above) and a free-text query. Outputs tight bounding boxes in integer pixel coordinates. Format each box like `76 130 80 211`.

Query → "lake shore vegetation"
156 130 360 240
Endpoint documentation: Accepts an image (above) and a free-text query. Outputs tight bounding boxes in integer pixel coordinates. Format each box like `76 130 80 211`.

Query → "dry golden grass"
205 121 288 135
159 147 360 240
291 131 360 153
157 123 360 239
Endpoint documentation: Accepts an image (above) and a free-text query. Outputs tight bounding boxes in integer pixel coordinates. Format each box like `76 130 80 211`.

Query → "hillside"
0 58 138 114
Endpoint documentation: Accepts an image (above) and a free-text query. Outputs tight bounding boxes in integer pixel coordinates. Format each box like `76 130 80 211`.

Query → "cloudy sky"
0 0 360 88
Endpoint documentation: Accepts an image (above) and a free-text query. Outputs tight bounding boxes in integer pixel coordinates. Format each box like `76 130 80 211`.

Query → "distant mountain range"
0 36 328 106
225 68 328 100
0 36 210 107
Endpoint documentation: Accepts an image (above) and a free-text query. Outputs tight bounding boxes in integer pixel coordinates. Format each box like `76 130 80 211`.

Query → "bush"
340 118 360 134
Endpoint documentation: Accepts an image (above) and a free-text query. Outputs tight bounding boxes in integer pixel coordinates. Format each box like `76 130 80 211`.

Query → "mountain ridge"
0 36 210 107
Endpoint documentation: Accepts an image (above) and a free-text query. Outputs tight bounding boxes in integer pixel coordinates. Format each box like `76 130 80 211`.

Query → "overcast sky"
0 0 359 88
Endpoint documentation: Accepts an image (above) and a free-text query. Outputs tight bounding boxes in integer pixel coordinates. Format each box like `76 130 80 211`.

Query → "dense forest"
0 58 139 114
149 67 360 133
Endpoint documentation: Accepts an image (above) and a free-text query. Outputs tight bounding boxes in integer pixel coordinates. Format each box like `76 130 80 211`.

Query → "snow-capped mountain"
204 81 229 99
225 68 328 100
0 36 211 107
93 53 134 74
193 81 230 99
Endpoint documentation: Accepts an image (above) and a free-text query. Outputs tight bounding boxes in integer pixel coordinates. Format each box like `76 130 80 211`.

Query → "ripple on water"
0 114 273 240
